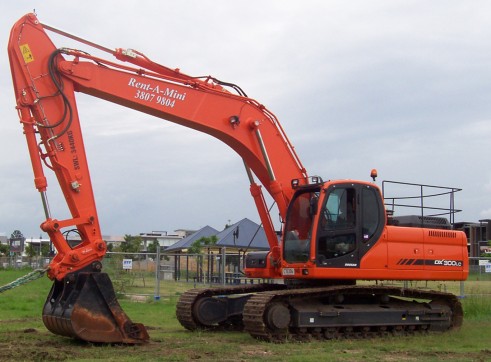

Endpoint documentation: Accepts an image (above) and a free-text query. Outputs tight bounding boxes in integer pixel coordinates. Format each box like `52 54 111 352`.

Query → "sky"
1 1 490 239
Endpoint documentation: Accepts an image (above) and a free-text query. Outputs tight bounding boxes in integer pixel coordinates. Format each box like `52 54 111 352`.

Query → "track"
177 284 463 342
243 285 463 342
176 283 287 331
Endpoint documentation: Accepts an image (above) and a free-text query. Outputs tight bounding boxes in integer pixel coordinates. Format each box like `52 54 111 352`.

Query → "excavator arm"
9 14 309 278
8 13 307 343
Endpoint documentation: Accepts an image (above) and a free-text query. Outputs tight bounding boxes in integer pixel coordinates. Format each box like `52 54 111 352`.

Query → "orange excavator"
8 13 468 343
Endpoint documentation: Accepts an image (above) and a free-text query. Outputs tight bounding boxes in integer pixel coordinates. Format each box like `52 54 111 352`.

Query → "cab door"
316 183 384 268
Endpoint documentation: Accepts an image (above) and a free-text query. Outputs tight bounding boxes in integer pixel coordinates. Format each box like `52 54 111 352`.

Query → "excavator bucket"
42 272 149 344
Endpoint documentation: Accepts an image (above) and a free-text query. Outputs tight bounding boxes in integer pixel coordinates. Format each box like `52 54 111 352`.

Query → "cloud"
480 208 491 219
484 177 491 193
2 1 491 237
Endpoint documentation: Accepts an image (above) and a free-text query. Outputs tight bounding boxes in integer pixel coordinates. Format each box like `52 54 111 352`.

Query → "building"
164 218 273 254
139 229 194 251
23 237 52 256
163 225 219 252
103 235 125 250
455 219 491 256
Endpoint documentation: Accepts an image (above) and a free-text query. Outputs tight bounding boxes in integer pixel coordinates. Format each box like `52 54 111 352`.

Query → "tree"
203 235 218 246
187 239 203 254
119 234 142 254
0 243 9 256
25 243 37 257
41 244 50 257
147 240 159 254
9 229 25 255
187 236 218 254
10 230 24 240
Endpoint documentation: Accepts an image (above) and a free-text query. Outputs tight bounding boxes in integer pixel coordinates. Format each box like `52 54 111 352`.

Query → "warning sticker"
20 44 34 63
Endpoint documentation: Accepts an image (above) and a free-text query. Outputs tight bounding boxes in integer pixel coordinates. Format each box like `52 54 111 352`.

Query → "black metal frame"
382 180 462 226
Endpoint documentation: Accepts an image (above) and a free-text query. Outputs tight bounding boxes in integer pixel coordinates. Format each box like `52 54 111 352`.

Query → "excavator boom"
7 13 307 343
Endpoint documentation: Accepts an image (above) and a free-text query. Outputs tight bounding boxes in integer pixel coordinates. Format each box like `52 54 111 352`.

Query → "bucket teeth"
42 272 149 344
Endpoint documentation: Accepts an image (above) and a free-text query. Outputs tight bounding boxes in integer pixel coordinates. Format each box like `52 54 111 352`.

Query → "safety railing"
382 180 462 227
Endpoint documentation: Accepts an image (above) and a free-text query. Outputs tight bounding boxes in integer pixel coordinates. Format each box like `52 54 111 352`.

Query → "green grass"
1 269 491 361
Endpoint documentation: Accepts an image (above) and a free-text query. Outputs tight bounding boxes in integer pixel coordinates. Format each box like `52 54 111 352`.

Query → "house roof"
214 218 271 250
164 218 273 253
164 225 219 252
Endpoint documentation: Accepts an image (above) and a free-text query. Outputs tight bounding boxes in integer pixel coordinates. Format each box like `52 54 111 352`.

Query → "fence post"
459 281 465 298
221 247 226 285
154 245 161 301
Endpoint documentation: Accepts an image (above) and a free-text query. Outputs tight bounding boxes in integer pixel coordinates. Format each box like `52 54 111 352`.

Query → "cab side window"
362 187 381 242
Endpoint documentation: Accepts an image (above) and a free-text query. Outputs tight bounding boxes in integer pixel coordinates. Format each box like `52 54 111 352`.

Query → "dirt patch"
0 340 74 361
0 332 219 362
384 350 491 362
128 295 148 303
240 345 273 358
1 325 491 362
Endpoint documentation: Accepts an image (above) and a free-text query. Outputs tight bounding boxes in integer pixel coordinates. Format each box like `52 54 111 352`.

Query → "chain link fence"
469 256 491 280
0 255 52 270
2 253 491 300
100 251 265 300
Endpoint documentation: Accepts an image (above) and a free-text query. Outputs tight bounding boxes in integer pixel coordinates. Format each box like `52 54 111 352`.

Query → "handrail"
382 180 462 225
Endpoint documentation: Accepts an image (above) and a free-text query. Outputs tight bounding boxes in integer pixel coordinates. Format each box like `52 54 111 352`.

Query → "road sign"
122 259 133 270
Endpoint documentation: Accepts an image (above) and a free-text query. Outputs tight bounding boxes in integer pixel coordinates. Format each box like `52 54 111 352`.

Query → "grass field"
1 269 490 362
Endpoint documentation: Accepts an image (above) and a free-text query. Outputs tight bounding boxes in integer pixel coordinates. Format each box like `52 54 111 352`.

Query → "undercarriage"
176 283 463 342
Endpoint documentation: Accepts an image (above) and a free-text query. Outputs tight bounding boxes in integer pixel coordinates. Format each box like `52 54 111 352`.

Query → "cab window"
284 190 318 263
362 187 381 242
318 187 357 259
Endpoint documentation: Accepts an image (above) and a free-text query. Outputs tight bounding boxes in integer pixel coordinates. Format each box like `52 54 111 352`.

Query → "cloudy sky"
1 1 490 239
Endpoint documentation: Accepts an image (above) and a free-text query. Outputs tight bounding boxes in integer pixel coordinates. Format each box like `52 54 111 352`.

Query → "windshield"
283 189 319 263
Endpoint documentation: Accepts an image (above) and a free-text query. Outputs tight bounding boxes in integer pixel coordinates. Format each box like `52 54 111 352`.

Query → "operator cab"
283 180 385 268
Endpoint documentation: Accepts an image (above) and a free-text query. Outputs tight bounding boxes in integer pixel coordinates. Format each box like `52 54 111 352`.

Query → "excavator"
8 13 468 343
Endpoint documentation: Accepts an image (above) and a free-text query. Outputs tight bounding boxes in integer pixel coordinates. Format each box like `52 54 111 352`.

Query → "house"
213 218 271 251
162 219 274 282
23 237 51 256
164 225 219 253
139 230 191 251
455 219 491 256
164 218 273 254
